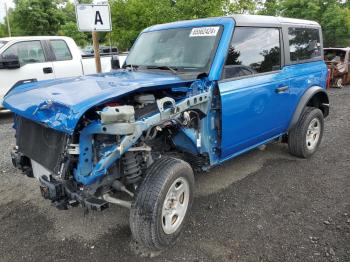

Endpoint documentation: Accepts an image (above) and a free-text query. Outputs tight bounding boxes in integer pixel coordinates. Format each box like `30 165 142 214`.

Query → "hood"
4 70 193 134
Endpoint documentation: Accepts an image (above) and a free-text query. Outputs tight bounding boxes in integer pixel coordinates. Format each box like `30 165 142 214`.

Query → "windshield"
125 26 223 72
0 41 8 49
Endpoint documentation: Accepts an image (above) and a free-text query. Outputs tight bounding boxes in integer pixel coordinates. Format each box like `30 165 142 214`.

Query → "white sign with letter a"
76 4 112 32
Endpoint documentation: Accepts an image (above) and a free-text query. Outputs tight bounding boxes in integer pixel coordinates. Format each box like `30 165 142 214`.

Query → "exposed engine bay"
11 79 221 211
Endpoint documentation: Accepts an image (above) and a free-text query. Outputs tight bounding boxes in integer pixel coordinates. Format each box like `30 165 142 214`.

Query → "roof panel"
231 14 320 27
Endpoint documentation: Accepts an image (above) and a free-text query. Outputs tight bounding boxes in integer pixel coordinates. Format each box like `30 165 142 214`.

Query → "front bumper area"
11 147 33 178
38 175 110 211
39 176 109 211
12 149 109 211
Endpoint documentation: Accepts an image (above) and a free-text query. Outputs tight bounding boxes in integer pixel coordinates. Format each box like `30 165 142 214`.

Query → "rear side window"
223 27 281 79
288 28 321 62
2 41 46 65
50 40 72 61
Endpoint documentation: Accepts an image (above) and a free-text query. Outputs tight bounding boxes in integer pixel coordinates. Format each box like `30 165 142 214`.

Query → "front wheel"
130 157 194 250
288 107 324 158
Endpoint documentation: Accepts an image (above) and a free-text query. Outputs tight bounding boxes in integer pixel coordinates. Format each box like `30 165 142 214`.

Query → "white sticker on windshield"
190 27 220 37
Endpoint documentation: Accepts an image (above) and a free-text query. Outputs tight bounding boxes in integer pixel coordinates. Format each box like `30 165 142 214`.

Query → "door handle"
43 67 53 74
275 85 289 94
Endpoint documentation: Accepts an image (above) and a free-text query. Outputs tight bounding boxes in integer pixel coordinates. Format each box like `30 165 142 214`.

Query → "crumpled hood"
3 70 193 134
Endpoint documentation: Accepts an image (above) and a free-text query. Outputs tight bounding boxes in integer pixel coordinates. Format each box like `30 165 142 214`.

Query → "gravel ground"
0 87 349 262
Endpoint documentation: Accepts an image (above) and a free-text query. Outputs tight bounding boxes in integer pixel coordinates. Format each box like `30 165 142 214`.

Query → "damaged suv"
3 15 329 249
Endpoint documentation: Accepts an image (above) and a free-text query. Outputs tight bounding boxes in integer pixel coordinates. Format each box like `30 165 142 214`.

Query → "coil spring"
122 151 142 184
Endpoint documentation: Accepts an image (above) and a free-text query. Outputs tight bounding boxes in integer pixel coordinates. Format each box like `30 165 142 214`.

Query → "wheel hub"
161 177 190 235
306 118 321 150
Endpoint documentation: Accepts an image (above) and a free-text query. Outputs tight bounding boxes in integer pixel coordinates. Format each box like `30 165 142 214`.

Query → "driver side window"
223 27 281 79
2 41 46 66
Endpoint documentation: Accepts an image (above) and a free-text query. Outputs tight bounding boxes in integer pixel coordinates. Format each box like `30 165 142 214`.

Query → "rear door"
0 40 54 98
49 39 83 79
219 27 294 159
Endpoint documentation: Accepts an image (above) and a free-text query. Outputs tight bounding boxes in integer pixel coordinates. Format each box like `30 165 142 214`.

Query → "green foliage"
280 0 321 21
0 23 6 37
61 2 77 24
109 0 256 50
223 0 256 14
1 0 349 50
58 22 89 47
110 0 176 50
11 0 65 35
321 4 350 46
258 0 280 16
259 0 350 47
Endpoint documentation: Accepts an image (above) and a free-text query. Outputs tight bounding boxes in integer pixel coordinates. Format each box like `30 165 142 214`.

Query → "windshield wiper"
124 64 139 71
145 65 178 75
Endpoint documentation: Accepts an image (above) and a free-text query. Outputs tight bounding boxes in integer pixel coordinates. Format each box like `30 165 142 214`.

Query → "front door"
218 27 294 159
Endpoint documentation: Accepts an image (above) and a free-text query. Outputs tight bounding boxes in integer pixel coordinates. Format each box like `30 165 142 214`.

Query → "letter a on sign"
76 4 111 32
95 11 103 25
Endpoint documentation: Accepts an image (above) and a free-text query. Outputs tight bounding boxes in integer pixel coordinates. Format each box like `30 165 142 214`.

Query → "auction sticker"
190 27 220 37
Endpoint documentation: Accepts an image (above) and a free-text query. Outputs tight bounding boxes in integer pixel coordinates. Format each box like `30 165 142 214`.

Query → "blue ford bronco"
3 15 329 249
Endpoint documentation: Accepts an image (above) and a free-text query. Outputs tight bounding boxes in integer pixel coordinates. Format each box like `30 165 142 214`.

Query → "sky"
0 0 14 23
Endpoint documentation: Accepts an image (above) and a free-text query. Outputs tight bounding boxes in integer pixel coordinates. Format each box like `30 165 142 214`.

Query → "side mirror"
111 55 120 70
0 54 21 69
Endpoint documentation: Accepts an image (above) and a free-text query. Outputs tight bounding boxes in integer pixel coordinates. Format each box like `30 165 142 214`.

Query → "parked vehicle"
0 36 113 106
324 47 350 88
3 15 329 250
82 45 119 55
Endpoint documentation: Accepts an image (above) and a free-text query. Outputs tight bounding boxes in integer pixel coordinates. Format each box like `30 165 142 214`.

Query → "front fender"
288 86 329 130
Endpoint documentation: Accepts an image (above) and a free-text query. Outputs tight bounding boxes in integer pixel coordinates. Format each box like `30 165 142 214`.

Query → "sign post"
76 4 112 73
92 32 102 73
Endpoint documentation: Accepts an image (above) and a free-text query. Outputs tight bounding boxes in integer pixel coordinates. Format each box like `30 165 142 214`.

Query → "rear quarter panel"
284 60 328 114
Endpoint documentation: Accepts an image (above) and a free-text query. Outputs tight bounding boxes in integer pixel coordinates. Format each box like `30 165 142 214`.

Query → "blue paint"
218 60 327 159
3 17 235 134
172 128 199 155
3 71 194 133
5 16 328 187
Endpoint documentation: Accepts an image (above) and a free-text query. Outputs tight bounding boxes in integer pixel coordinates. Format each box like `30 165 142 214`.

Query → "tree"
280 0 350 47
11 0 65 35
321 5 350 46
258 0 280 16
259 0 350 47
110 0 177 50
109 0 257 51
223 0 256 14
0 23 6 37
58 22 89 47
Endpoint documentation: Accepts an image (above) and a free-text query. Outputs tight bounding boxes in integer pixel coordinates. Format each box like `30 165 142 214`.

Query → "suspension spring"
122 151 142 184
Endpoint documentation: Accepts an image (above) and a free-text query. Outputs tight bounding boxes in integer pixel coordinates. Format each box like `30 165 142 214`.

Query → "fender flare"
288 86 329 130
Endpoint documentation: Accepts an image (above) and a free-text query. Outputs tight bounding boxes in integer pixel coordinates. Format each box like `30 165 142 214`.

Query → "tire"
288 107 324 158
130 157 194 250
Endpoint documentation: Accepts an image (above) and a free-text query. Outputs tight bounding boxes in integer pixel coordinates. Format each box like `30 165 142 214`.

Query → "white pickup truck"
0 36 113 105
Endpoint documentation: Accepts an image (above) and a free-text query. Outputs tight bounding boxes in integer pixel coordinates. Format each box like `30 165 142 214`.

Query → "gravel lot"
0 87 349 262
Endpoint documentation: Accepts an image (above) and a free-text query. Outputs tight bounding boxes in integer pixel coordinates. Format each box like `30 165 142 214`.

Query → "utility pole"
4 3 11 37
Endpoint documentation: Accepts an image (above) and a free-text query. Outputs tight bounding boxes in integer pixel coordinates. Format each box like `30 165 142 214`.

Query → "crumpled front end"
10 76 221 211
3 71 193 133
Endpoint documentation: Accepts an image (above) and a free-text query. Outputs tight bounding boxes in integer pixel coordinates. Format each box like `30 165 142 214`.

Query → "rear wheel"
130 157 194 250
288 107 324 158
